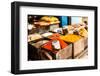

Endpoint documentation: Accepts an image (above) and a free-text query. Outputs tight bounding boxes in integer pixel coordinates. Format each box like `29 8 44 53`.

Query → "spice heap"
40 16 59 24
60 34 81 43
79 28 88 37
48 33 60 39
41 38 68 54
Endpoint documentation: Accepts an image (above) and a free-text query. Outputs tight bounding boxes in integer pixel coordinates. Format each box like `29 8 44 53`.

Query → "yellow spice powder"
60 34 81 43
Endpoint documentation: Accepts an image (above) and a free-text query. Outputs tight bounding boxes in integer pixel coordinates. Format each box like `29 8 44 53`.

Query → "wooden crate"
60 37 86 58
56 44 72 59
40 43 72 60
39 49 53 60
56 37 88 59
28 38 50 60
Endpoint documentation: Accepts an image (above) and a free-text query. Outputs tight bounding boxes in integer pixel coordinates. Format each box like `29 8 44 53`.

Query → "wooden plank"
84 37 88 49
75 47 88 59
56 44 72 59
73 38 84 57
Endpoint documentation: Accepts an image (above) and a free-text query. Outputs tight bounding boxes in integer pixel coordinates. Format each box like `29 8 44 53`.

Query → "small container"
52 40 61 50
62 28 68 35
73 30 79 35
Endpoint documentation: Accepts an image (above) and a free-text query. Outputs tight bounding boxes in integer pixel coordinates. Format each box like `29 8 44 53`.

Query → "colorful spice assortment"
28 15 88 60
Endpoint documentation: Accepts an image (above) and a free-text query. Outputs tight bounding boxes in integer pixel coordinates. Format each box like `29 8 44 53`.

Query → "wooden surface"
75 47 88 59
56 44 72 59
73 38 84 57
